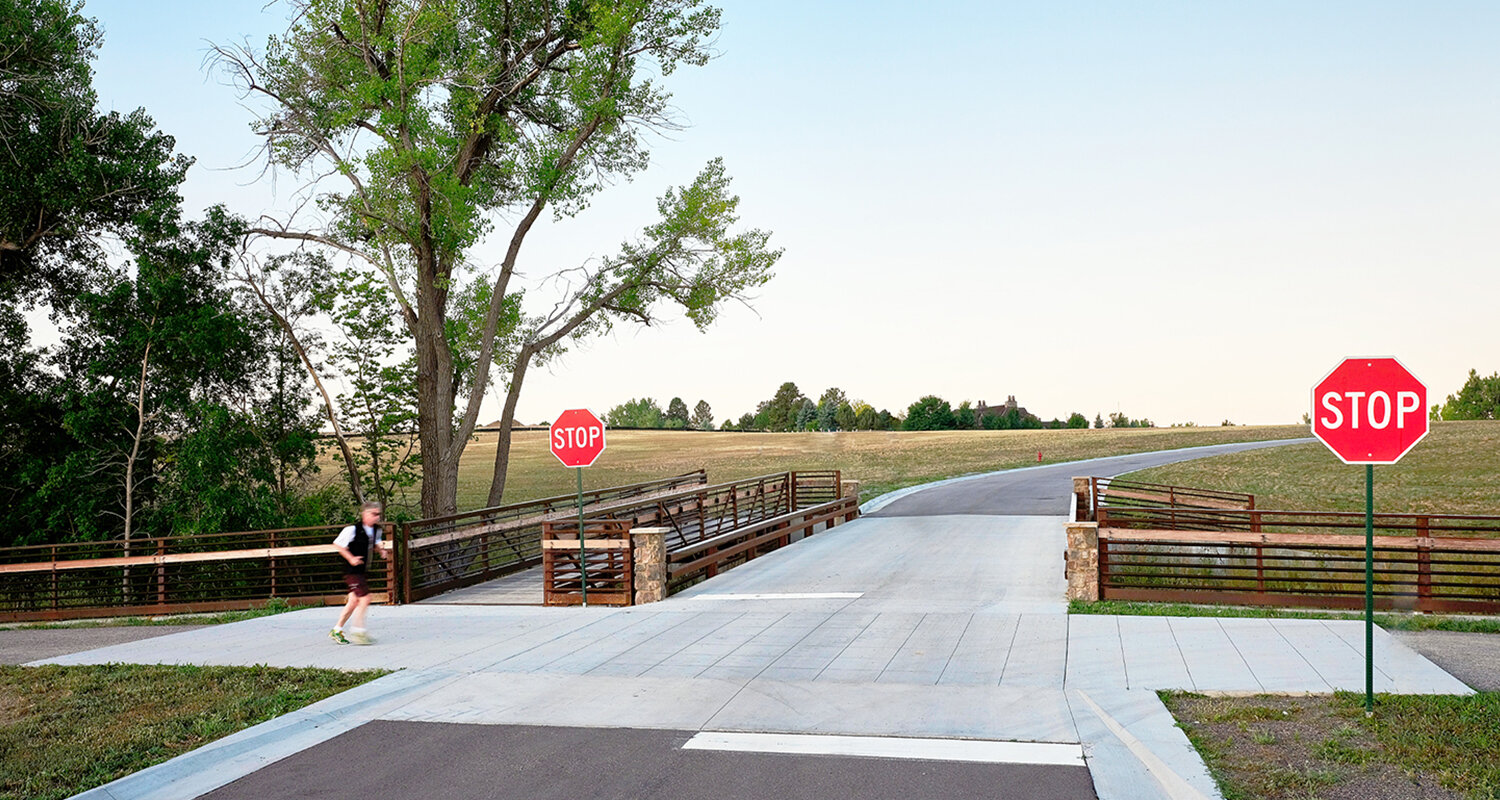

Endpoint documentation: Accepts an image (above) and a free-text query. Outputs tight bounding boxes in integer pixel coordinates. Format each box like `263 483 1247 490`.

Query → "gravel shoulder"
0 626 210 665
1392 630 1500 691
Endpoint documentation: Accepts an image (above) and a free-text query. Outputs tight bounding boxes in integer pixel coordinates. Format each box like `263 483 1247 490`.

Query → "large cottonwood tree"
216 0 779 516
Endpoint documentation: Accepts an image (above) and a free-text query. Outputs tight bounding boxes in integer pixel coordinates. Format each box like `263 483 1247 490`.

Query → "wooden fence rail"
1099 528 1500 613
1074 474 1500 613
0 524 391 622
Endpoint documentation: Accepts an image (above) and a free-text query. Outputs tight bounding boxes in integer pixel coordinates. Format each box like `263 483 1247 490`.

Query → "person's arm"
332 527 363 566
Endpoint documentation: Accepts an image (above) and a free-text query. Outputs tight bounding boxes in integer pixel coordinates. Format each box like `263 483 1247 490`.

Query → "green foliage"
793 397 816 432
605 397 664 428
1066 412 1089 429
736 412 755 431
1438 369 1500 421
218 0 780 514
0 0 190 305
904 395 955 431
835 401 856 432
1108 411 1153 428
1094 413 1105 429
815 387 846 431
954 401 977 430
756 382 805 432
665 397 690 429
690 399 713 430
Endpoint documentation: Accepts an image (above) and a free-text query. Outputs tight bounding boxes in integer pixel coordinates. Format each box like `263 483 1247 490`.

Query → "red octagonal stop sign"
550 408 607 468
1311 357 1428 465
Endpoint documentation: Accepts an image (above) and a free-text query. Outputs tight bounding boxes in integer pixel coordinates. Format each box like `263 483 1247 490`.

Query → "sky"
77 0 1500 426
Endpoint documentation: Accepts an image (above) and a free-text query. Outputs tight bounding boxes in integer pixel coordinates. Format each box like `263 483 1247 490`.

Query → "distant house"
976 396 1029 420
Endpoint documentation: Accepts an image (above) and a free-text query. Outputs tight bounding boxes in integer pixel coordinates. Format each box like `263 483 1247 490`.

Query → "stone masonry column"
840 479 860 500
631 527 669 605
1072 477 1092 522
1066 522 1099 602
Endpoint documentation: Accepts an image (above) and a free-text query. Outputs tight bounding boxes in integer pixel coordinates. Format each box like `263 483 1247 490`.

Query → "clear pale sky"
82 1 1500 426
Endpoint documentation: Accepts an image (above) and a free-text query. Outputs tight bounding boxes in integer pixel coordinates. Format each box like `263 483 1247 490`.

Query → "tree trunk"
485 351 532 507
414 274 459 517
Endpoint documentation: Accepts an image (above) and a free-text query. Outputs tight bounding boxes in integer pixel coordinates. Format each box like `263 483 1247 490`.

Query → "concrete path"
46 437 1472 800
0 624 210 664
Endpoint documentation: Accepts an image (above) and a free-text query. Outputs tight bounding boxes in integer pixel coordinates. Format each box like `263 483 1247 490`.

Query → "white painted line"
681 592 863 601
682 731 1085 766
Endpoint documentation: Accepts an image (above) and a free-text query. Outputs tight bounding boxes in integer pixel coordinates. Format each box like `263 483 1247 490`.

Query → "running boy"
331 501 385 644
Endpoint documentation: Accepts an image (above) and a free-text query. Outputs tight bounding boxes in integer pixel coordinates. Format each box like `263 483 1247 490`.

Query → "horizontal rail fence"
541 520 634 606
400 471 708 602
593 472 820 552
668 494 861 591
0 525 390 622
1091 477 1256 521
1100 528 1500 613
539 471 855 605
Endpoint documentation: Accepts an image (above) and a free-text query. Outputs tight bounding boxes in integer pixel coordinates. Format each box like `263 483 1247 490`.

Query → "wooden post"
269 531 278 598
1417 516 1432 611
156 538 166 606
1250 497 1261 534
50 545 58 614
1256 538 1266 594
790 471 799 511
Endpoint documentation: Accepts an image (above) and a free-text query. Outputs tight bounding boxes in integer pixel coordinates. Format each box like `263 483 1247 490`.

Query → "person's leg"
350 594 371 630
335 592 358 629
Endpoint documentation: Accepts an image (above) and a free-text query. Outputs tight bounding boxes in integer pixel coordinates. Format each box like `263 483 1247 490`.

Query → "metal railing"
399 471 708 602
0 524 391 622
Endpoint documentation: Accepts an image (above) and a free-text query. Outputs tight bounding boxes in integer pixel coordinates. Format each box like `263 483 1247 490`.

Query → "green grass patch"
10 597 312 630
1122 420 1500 516
1166 690 1500 800
1351 692 1500 798
0 663 385 800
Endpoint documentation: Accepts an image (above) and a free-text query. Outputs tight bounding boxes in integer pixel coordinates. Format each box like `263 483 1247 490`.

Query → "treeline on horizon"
601 382 1154 433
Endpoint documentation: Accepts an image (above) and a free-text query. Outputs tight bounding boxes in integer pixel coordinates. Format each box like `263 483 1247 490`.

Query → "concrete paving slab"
1066 614 1128 690
1319 619 1473 694
381 672 748 730
706 679 1080 743
1217 618 1330 692
1117 615 1194 690
1164 617 1261 692
1000 613 1069 687
939 612 1018 685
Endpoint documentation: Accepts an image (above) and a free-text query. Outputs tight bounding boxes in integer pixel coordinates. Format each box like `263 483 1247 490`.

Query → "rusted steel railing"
0 524 390 622
400 471 708 602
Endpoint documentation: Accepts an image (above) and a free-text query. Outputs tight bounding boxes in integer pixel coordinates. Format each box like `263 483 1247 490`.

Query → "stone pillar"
1065 522 1099 602
1072 477 1092 522
840 479 860 500
631 527 669 605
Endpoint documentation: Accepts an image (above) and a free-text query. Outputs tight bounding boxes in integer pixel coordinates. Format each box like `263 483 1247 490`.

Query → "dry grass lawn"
412 424 1312 511
1124 420 1500 515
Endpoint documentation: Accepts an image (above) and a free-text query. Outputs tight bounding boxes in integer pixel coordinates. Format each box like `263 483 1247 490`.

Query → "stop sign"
1311 357 1428 464
550 408 607 467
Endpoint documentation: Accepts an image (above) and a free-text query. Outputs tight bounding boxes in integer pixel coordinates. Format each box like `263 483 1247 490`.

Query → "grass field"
1122 420 1500 515
399 424 1313 511
1164 691 1500 800
0 664 385 800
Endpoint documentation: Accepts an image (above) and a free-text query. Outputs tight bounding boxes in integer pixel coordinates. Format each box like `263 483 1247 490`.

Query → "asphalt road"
200 721 1098 800
872 439 1311 517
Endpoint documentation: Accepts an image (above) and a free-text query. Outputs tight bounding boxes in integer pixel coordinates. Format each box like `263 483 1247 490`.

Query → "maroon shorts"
343 573 370 598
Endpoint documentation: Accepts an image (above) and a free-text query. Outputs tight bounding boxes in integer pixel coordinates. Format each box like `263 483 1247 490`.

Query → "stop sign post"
550 409 607 605
1311 357 1427 716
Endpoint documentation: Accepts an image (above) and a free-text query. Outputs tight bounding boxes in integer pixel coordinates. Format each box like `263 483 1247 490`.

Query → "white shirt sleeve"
333 525 356 548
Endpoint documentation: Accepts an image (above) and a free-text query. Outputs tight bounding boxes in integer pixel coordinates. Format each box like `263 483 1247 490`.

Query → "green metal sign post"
1364 463 1374 715
577 466 587 607
1311 356 1428 719
549 408 607 608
